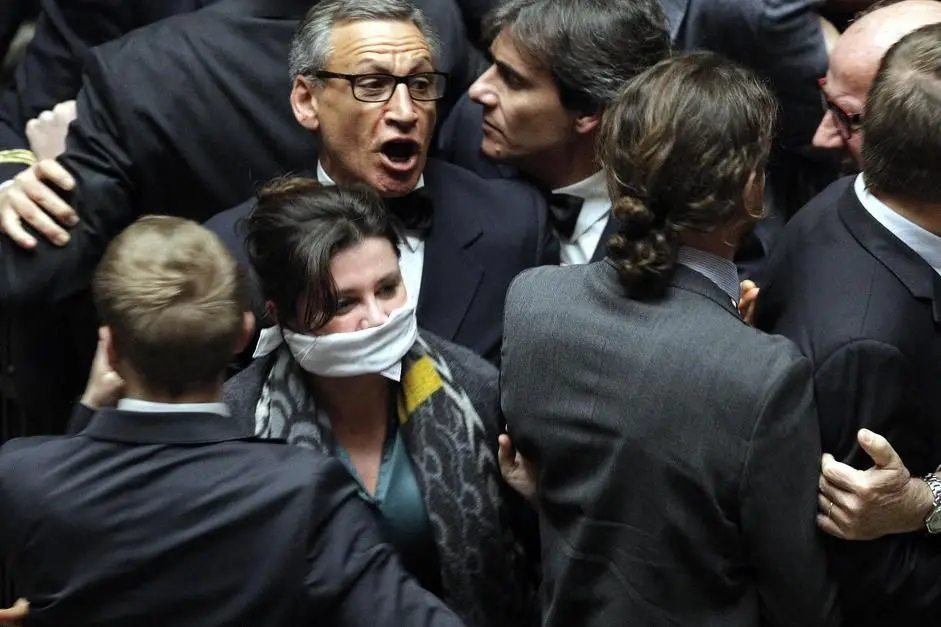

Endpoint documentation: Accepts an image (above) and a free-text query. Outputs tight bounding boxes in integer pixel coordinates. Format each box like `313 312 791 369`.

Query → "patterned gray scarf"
254 334 533 627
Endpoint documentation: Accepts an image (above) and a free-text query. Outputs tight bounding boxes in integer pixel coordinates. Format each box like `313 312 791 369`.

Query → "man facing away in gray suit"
499 52 841 627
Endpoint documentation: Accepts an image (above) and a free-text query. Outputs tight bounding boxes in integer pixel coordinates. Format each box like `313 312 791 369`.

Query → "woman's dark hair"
598 51 777 295
243 177 399 330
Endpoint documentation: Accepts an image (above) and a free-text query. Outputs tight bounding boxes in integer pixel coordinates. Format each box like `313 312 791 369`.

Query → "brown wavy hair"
598 52 777 295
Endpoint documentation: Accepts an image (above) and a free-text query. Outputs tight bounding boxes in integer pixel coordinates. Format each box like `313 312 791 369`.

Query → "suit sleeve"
813 340 941 617
66 402 96 434
0 0 36 183
696 0 828 148
304 457 465 627
739 354 841 627
0 44 137 305
0 0 129 183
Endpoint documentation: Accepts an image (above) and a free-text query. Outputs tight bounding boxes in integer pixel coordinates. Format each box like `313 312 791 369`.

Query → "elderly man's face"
812 62 866 168
291 19 436 197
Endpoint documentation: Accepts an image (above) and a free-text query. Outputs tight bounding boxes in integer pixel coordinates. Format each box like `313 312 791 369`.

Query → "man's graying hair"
484 0 671 112
289 0 441 79
863 22 941 204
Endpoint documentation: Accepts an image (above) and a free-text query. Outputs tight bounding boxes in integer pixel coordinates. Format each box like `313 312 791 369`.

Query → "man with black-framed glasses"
811 0 941 168
205 0 557 366
0 0 482 438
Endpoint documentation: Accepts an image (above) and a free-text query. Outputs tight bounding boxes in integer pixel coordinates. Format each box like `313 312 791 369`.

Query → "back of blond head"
93 216 247 396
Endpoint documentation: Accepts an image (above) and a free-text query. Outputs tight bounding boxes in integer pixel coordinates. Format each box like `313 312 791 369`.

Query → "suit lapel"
669 265 742 321
416 160 485 341
590 214 620 263
838 187 941 323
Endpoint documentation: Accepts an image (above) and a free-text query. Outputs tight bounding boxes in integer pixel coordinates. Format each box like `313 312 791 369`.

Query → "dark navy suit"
755 177 941 627
0 407 464 627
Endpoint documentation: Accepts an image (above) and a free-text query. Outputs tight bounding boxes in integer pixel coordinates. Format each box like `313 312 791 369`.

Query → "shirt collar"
317 161 425 191
81 408 257 445
676 246 741 304
117 398 229 417
552 171 612 240
855 174 941 276
552 170 608 204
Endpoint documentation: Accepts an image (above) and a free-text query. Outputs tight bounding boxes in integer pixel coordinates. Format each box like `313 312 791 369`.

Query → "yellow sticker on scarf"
399 355 443 422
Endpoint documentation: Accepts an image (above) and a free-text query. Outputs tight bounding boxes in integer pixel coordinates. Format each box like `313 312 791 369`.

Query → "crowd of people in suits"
0 0 940 625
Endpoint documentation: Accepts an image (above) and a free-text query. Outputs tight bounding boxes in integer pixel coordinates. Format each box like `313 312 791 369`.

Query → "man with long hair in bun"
499 51 841 627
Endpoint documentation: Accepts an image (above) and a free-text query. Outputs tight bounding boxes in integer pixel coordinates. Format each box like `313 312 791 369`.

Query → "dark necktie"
385 188 434 237
548 193 585 240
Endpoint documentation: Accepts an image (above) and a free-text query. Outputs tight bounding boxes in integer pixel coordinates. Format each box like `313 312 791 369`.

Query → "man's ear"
100 326 119 371
235 312 256 355
573 109 603 136
291 75 320 132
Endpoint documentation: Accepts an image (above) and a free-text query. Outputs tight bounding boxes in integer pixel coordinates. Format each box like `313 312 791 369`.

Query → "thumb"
858 429 902 469
0 598 29 620
497 434 513 467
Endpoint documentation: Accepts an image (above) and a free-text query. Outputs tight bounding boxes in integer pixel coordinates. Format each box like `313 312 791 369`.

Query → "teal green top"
334 416 441 592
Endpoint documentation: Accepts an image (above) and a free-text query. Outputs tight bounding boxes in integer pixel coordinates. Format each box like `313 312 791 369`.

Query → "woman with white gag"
223 179 536 627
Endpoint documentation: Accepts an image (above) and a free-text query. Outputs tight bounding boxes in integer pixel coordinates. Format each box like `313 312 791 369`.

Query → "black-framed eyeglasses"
818 77 862 133
310 71 448 103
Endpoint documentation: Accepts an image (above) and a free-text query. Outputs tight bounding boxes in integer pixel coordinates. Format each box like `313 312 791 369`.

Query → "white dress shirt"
855 174 941 277
552 170 612 266
117 398 230 417
317 162 425 306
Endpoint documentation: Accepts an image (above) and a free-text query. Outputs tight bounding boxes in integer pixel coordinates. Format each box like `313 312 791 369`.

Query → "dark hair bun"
607 196 675 293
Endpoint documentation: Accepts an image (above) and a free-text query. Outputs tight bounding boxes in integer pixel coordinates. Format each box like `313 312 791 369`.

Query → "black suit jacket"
0 407 463 627
205 158 558 362
0 0 212 182
501 261 840 627
755 176 941 626
0 0 37 71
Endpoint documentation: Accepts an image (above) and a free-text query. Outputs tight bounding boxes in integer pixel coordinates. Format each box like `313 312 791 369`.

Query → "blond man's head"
93 216 249 397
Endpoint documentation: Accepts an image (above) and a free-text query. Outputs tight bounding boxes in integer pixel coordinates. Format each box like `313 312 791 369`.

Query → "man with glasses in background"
755 20 941 626
205 0 557 363
811 0 941 171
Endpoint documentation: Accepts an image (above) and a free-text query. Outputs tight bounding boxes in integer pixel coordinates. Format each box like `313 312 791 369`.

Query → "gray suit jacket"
500 260 840 627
